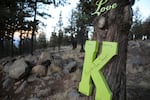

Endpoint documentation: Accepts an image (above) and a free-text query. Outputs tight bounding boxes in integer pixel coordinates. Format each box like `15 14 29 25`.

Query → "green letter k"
79 40 118 100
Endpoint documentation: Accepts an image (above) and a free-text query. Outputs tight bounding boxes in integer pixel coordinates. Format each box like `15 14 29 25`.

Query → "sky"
40 0 79 40
132 0 150 20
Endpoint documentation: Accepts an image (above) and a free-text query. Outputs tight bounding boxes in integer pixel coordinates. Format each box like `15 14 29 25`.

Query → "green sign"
92 0 118 16
78 40 118 100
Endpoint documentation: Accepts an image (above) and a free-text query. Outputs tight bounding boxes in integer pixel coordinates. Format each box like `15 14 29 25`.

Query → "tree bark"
31 0 37 55
0 32 4 58
11 32 14 57
92 0 133 100
19 32 23 55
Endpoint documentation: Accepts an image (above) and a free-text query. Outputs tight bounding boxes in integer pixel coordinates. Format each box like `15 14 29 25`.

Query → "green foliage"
130 19 150 40
130 7 150 40
64 10 77 35
77 0 96 26
57 11 63 31
49 30 70 49
57 30 63 49
49 31 58 48
38 32 47 48
142 17 150 36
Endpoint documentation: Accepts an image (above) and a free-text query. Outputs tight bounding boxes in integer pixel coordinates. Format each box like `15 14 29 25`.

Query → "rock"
0 64 3 71
3 77 14 90
47 64 62 75
37 88 51 97
27 74 38 82
50 92 66 100
48 80 54 85
4 65 10 73
25 55 38 64
15 81 22 86
52 55 63 68
37 52 52 65
138 81 150 88
3 59 15 73
42 76 51 81
0 57 14 66
8 59 28 79
41 60 51 68
63 61 77 74
70 69 82 82
20 97 25 100
32 65 47 76
15 81 27 94
66 88 79 100
63 58 75 65
130 55 150 66
52 72 64 80
28 97 40 100
127 87 150 100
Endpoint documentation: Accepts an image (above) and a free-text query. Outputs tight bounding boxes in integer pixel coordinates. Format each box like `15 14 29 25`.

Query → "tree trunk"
19 32 23 55
80 25 86 52
31 0 37 55
11 32 14 57
0 32 4 58
92 0 133 100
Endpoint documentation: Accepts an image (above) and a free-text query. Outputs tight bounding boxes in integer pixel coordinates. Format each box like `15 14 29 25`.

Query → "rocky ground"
127 40 150 100
0 40 150 100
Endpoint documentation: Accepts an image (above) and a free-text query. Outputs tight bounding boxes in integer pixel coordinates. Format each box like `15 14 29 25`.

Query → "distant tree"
130 7 143 40
56 11 64 50
75 0 95 52
50 31 58 49
64 10 77 35
57 30 63 50
38 32 47 48
57 11 63 31
62 34 70 45
130 7 150 40
29 0 69 54
64 9 78 48
142 17 150 39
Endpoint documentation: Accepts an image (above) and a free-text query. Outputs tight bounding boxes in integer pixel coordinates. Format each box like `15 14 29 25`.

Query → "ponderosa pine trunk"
92 0 133 100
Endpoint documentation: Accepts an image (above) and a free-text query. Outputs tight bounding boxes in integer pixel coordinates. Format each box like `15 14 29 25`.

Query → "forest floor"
0 40 150 100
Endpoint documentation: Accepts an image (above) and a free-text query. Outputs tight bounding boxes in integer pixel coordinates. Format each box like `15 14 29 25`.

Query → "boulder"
3 77 14 90
63 61 77 74
27 74 38 82
41 60 51 68
37 52 52 65
47 63 62 75
25 55 38 64
37 88 51 97
32 65 47 76
8 59 28 79
15 81 27 94
52 54 63 68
